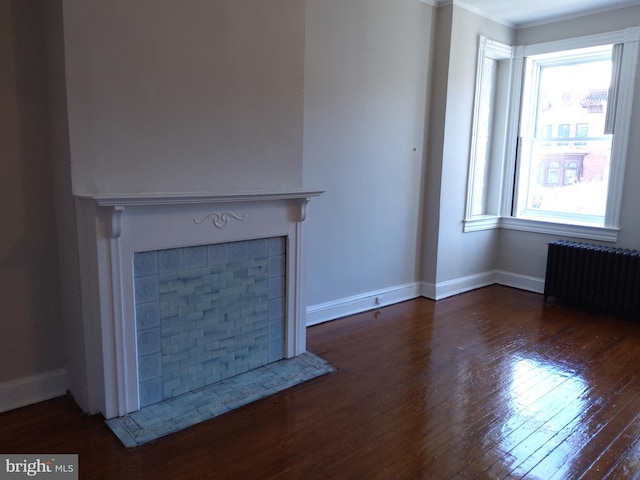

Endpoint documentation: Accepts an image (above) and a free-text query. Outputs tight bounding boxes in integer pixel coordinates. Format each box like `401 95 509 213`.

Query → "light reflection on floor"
496 356 589 477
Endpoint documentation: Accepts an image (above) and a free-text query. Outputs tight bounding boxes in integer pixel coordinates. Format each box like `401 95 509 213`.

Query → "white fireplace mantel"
74 189 322 419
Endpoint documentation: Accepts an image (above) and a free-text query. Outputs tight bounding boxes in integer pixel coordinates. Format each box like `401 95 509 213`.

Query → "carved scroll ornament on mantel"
192 212 247 229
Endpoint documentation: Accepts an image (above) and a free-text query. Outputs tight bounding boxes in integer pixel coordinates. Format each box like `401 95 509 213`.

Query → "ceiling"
453 0 640 27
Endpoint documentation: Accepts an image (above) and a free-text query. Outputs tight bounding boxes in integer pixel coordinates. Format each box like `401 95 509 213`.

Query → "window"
576 123 589 137
575 123 589 146
465 37 512 225
515 45 613 224
465 29 640 241
546 162 560 185
557 124 571 138
565 162 579 184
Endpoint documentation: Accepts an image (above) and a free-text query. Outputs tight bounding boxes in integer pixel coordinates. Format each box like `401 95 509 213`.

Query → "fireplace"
75 190 321 419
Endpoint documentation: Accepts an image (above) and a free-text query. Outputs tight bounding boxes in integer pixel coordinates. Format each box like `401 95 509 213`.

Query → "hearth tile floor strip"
105 352 335 447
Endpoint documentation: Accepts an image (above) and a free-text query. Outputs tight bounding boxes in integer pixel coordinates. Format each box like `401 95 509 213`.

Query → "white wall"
496 6 640 281
421 5 514 297
62 0 305 195
303 0 432 315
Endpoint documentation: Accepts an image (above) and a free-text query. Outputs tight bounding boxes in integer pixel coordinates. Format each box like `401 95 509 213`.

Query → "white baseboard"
306 282 421 326
0 368 68 414
495 270 545 294
422 270 545 300
421 271 497 300
306 272 545 326
420 281 437 300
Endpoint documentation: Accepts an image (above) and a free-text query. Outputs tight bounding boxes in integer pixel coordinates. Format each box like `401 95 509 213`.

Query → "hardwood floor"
3 285 640 479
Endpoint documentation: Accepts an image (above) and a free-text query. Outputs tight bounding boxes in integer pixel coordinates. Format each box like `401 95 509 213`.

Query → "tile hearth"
106 352 334 447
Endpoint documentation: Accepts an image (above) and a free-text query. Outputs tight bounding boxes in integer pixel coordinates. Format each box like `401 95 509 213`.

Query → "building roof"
581 88 609 106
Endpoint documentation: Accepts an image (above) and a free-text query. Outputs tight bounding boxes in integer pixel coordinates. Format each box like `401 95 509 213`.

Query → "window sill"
464 216 618 242
463 216 501 232
500 217 618 242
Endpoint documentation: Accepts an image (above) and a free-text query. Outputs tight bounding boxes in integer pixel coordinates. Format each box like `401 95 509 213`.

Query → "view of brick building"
527 56 613 216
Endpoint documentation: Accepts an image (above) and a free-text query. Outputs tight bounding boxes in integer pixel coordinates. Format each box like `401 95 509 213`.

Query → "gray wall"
0 0 65 384
303 0 432 306
45 0 86 410
62 0 305 195
422 6 514 288
421 4 452 285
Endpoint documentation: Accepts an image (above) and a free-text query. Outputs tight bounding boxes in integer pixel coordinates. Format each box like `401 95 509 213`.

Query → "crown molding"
430 0 640 30
517 0 640 29
431 0 515 28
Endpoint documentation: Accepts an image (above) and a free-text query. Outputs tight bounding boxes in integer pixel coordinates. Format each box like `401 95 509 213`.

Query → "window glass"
516 45 613 223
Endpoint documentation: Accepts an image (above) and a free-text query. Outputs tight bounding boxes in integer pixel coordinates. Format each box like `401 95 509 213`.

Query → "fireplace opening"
133 237 286 407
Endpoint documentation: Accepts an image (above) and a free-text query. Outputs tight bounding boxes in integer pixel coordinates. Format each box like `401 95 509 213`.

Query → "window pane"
470 57 497 216
520 47 613 222
576 123 588 137
558 124 570 137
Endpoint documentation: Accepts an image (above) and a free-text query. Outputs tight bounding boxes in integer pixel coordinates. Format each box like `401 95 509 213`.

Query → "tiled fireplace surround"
75 191 321 419
133 237 287 408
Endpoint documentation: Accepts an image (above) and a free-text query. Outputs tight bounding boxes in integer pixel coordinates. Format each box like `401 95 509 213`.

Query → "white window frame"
464 36 512 231
513 44 613 226
464 27 640 242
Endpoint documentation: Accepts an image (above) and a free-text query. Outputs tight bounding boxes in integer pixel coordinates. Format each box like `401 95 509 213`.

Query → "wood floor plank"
545 389 640 480
475 329 640 479
505 351 640 479
604 436 640 479
2 286 640 479
582 410 640 479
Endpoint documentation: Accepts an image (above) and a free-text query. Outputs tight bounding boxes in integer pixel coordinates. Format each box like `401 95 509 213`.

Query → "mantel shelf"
77 189 324 208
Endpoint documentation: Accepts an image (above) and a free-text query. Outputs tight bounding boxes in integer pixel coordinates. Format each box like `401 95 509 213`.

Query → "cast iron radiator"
544 240 640 318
